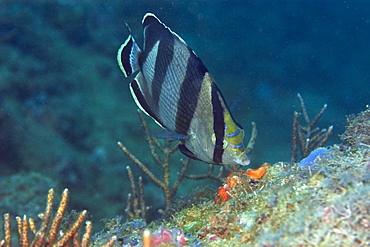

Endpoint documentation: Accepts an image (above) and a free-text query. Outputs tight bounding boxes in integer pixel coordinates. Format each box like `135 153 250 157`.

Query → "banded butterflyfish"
117 13 250 166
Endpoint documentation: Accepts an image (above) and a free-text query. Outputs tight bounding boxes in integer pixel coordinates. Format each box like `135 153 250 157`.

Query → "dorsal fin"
117 35 141 77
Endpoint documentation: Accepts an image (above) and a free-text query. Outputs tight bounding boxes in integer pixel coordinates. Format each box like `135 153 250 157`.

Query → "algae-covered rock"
341 108 370 146
150 144 370 246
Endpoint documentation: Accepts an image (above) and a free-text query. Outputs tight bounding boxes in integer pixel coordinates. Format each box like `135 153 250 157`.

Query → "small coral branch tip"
142 229 151 247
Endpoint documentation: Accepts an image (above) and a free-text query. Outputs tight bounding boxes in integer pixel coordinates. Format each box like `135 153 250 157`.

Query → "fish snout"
233 152 250 166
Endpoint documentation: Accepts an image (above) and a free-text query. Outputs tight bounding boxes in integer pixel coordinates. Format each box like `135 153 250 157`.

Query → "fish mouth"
234 153 250 166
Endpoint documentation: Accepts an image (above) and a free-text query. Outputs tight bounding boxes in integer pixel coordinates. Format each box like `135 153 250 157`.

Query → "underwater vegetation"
159 108 368 246
1 1 370 246
1 0 370 226
341 107 370 147
118 112 190 215
0 189 115 247
291 93 333 164
2 108 369 246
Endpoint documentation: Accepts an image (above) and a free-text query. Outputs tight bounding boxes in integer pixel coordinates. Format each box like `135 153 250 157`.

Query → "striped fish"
117 13 250 166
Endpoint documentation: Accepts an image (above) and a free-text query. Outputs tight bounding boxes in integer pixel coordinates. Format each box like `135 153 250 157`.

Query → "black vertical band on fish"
150 36 175 112
130 78 165 128
117 13 250 166
175 54 207 136
211 84 225 164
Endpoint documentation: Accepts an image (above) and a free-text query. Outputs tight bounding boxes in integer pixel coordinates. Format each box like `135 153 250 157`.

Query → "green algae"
160 144 370 246
91 105 370 245
92 141 369 246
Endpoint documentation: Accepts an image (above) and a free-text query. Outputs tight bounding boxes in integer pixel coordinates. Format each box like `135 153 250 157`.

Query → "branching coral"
118 111 190 212
291 93 333 163
125 166 148 221
0 189 116 247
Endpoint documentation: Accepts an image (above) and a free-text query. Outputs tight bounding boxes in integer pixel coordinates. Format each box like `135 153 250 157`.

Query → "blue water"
0 1 369 225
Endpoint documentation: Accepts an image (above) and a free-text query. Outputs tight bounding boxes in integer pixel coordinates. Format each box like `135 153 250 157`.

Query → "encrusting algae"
167 144 370 246
341 107 370 146
2 108 369 246
136 109 369 246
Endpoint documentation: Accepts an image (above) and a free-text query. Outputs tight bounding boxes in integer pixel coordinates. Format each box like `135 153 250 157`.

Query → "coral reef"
125 166 148 221
341 107 370 146
0 189 115 247
1 1 370 246
1 110 369 246
92 216 146 246
291 93 333 163
298 147 329 169
88 140 370 246
118 111 190 212
168 145 370 246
